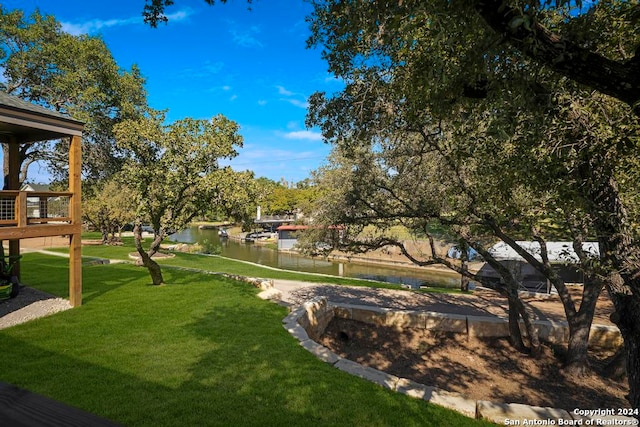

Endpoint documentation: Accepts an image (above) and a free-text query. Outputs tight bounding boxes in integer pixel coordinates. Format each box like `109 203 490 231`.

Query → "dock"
0 382 121 426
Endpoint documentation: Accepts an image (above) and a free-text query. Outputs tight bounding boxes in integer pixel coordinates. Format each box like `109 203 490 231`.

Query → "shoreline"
224 228 479 280
324 253 483 277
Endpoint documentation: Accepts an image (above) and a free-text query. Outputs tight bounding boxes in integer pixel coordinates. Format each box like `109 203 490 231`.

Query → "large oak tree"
114 110 242 285
0 6 147 183
305 0 640 409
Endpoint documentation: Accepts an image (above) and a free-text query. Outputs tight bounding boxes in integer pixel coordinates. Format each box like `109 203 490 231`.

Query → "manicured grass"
51 234 465 294
1 253 490 426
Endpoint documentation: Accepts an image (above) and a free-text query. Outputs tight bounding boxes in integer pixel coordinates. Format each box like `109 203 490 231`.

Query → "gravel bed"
0 286 72 330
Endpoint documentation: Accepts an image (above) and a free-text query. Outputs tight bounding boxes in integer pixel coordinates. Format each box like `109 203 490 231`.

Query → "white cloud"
286 99 309 109
165 10 192 23
276 85 294 96
229 24 263 48
202 62 225 74
218 142 329 181
275 86 309 108
257 100 267 106
286 19 309 36
61 9 192 35
323 73 344 84
230 95 238 101
61 17 138 35
284 130 323 141
222 85 232 91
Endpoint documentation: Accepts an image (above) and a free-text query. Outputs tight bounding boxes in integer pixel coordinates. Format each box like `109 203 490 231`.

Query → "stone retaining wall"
332 302 621 348
282 297 631 424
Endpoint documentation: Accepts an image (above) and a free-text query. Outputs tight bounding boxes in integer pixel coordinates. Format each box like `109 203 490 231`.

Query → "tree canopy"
304 0 640 407
83 174 137 244
0 6 147 182
114 109 242 285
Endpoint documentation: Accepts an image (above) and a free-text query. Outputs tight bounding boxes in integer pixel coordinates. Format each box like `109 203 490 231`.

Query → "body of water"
170 226 461 289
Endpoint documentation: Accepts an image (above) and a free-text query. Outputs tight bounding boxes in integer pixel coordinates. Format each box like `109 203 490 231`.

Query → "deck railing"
0 191 73 227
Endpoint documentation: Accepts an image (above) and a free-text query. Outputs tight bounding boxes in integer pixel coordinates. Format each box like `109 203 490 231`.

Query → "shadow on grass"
82 264 150 304
179 302 479 426
18 253 145 304
0 299 486 426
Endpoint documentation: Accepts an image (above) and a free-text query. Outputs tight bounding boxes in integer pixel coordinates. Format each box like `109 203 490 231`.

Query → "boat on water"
198 225 217 230
243 231 274 243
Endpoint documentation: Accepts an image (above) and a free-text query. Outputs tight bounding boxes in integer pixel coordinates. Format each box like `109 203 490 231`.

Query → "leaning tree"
114 109 242 285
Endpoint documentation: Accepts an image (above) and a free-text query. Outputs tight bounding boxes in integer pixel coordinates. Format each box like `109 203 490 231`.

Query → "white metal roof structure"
488 241 600 263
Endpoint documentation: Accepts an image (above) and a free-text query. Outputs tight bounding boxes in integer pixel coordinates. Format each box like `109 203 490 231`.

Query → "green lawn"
49 234 464 293
0 253 490 426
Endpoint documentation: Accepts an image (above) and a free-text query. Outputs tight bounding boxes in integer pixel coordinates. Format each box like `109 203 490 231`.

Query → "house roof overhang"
0 92 84 143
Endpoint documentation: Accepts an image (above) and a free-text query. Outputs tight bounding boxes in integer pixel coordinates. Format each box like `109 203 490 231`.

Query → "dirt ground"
282 281 616 326
320 317 628 411
285 275 627 412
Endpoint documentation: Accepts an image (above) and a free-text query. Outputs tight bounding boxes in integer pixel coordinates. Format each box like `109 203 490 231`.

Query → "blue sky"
2 0 340 184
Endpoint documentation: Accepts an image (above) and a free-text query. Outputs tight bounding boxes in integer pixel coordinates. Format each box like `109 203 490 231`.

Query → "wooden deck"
0 382 121 426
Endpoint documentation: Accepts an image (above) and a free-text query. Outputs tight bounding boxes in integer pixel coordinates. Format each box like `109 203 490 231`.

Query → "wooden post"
16 192 27 227
7 139 20 279
69 136 82 307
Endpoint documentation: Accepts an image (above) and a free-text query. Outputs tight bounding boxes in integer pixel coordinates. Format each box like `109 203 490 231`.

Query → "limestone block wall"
288 297 334 341
332 303 621 349
286 298 622 351
282 297 629 424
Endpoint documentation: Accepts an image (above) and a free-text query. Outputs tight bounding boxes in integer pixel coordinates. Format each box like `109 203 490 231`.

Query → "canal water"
170 226 461 289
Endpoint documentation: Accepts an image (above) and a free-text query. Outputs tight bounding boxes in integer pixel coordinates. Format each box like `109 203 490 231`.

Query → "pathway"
271 279 614 325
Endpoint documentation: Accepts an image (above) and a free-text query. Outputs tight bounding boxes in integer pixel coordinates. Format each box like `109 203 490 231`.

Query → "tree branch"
474 0 640 115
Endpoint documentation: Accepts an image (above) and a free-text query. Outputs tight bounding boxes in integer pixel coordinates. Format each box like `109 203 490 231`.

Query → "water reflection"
170 227 460 288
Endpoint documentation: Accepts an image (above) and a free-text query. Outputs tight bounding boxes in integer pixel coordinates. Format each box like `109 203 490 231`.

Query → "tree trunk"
610 291 640 412
460 242 470 292
506 295 527 353
467 242 532 354
562 281 602 375
133 221 164 285
564 318 592 376
583 171 640 411
512 295 541 356
625 324 640 414
144 256 164 286
604 346 627 380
